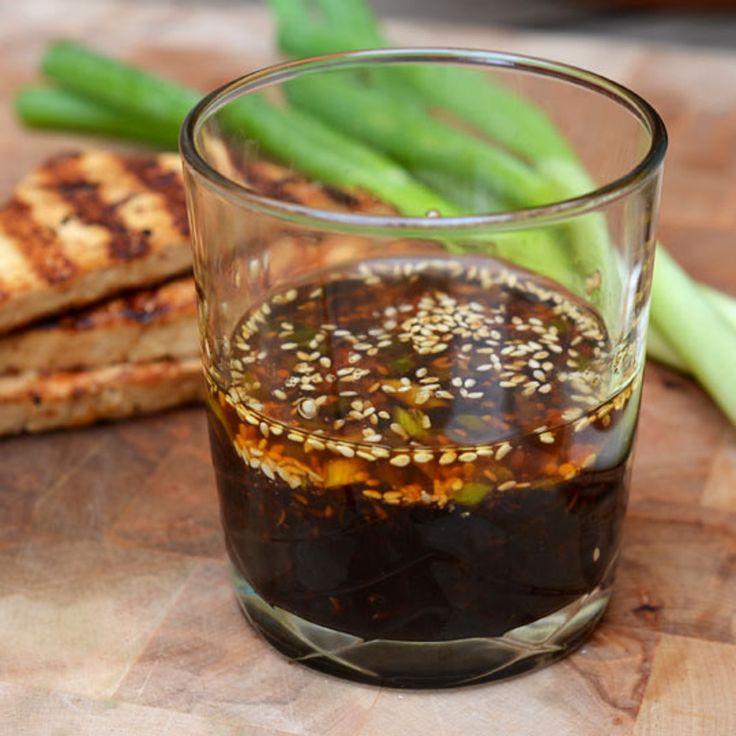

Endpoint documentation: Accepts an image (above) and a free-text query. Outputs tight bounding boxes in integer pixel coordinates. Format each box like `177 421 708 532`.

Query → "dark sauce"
208 255 639 642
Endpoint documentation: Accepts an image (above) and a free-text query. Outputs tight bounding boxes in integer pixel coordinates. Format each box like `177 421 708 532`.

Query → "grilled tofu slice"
0 357 203 436
0 150 191 333
0 276 197 374
0 152 397 436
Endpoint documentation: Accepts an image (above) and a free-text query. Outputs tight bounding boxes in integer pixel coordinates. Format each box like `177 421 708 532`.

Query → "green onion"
271 0 736 424
37 41 454 218
702 283 736 331
645 323 686 372
313 0 384 42
269 0 574 164
269 0 619 313
650 246 736 424
282 72 585 285
283 73 556 209
15 86 180 148
41 41 199 128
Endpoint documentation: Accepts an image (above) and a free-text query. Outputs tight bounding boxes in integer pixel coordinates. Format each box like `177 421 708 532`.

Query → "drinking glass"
180 49 666 688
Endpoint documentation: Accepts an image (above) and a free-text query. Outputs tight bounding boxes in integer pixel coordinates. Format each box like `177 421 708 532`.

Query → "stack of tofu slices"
0 151 201 436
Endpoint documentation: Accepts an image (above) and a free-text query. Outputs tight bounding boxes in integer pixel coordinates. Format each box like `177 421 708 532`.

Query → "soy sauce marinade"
209 255 639 642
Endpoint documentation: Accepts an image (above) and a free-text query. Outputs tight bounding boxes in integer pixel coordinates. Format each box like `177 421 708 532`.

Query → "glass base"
233 573 612 689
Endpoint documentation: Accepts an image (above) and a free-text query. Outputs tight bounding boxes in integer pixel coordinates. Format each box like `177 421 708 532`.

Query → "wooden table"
2 2 735 734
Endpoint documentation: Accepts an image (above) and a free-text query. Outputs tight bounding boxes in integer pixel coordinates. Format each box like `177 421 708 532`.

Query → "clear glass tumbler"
180 49 666 688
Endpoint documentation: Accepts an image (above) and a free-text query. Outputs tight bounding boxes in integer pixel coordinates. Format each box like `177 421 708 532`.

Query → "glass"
180 49 666 688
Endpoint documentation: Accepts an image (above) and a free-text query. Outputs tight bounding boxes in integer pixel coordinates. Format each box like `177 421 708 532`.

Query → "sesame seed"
390 422 409 438
439 451 457 465
390 454 411 467
458 452 477 463
562 407 583 422
539 432 555 444
413 451 434 464
495 442 512 460
582 453 597 468
335 444 355 458
298 399 318 419
498 481 517 491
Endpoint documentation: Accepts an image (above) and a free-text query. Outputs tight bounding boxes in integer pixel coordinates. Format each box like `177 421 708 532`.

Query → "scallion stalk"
15 86 180 147
650 246 736 424
270 0 736 424
37 42 454 218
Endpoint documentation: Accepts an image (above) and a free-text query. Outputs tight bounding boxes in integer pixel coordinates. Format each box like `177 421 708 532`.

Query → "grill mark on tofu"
242 160 392 213
244 163 302 204
121 156 190 237
0 197 77 285
43 277 196 331
41 153 152 262
322 185 361 208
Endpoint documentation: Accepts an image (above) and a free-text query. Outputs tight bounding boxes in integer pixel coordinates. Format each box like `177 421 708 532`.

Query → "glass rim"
180 47 668 234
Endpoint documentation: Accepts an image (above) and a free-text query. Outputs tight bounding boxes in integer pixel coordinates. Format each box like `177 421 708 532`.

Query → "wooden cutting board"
1 2 735 734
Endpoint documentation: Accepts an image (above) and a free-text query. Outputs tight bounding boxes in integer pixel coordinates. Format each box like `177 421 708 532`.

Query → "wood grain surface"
1 1 736 734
